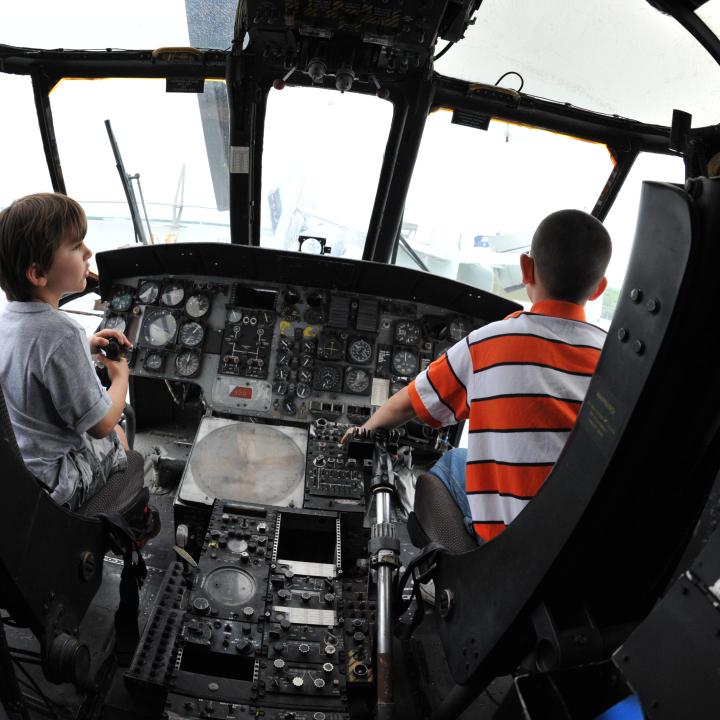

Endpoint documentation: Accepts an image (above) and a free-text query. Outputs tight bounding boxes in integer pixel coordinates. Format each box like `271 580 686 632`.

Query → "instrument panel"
100 275 486 426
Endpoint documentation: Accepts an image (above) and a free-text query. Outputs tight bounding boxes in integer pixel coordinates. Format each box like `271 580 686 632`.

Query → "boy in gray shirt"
0 193 132 510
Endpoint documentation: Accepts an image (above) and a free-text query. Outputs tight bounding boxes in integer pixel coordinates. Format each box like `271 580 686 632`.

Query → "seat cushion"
412 472 478 553
76 449 146 518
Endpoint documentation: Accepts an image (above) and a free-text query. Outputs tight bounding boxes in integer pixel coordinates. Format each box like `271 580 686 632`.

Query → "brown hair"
530 209 612 304
0 193 87 301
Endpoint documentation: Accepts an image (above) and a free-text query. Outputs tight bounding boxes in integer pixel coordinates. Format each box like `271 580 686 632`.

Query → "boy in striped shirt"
349 209 611 544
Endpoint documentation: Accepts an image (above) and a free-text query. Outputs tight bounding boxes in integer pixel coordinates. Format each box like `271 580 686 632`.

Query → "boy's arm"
341 386 416 443
87 355 130 439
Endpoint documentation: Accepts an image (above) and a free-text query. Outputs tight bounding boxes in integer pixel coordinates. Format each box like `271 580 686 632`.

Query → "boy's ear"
588 276 608 301
26 262 47 288
520 252 535 285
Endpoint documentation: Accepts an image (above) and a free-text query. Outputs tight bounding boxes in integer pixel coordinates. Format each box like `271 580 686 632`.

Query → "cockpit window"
50 78 230 268
602 152 686 323
435 0 720 126
0 0 235 50
0 74 53 308
399 110 613 321
260 87 393 259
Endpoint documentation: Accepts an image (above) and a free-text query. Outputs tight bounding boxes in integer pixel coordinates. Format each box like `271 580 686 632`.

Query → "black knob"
284 289 301 305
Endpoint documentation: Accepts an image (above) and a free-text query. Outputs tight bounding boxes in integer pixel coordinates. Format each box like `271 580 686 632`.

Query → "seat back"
434 178 720 687
0 385 149 684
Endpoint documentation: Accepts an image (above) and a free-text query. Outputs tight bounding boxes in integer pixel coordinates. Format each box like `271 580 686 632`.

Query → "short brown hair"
530 209 612 304
0 193 87 301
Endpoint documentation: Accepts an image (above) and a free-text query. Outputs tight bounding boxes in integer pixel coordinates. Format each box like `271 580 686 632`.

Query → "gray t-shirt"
0 302 112 502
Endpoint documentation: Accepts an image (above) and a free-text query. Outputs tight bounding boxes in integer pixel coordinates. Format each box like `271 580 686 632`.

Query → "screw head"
633 340 645 355
617 327 629 342
630 288 643 303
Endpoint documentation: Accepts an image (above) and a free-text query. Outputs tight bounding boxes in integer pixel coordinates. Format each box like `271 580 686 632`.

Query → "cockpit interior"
2 1 720 719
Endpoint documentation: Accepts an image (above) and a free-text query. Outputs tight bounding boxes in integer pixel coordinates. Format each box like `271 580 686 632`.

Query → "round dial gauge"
185 293 210 318
316 334 344 361
143 311 178 347
448 317 472 342
110 288 133 313
104 315 126 334
345 367 371 394
348 338 373 364
300 237 323 254
144 351 164 372
394 320 422 346
314 365 343 392
227 307 242 323
392 349 418 376
175 350 201 378
137 280 160 305
178 321 204 347
296 382 311 399
161 282 185 307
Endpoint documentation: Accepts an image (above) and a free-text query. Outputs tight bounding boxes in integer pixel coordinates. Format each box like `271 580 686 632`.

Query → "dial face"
345 367 371 394
110 288 134 312
185 293 210 318
448 317 472 342
392 349 418 376
394 320 422 346
314 365 343 392
227 307 243 323
178 321 204 347
161 282 185 307
142 310 178 347
316 334 344 361
144 351 164 371
295 382 311 399
137 280 160 305
175 350 201 377
348 337 373 364
300 237 323 254
104 315 126 333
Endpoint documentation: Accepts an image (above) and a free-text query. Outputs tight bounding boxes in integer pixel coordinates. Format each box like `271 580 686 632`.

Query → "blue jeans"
429 448 484 545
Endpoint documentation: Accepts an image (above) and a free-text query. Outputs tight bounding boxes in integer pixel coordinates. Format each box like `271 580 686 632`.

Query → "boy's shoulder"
0 302 84 346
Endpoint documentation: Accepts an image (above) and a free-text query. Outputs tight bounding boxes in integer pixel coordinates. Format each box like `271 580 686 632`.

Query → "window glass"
50 78 230 269
435 0 720 126
399 111 613 320
601 153 686 324
0 0 234 50
260 87 393 259
0 74 53 307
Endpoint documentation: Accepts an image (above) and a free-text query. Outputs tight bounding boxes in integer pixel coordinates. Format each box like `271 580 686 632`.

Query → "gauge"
296 382 311 399
104 315 126 333
348 337 373 364
304 308 325 325
178 321 204 348
448 317 472 342
227 307 242 323
345 367 371 394
316 334 344 361
300 237 323 254
175 350 201 378
314 365 343 392
185 293 210 318
394 320 422 346
298 367 313 384
143 351 164 372
110 287 134 313
392 349 418 376
137 280 160 305
142 310 178 347
161 282 185 307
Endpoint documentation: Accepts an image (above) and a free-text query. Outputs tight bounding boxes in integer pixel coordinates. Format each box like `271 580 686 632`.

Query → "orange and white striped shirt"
408 300 606 542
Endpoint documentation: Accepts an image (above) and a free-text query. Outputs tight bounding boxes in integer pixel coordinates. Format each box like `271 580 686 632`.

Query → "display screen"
233 285 277 310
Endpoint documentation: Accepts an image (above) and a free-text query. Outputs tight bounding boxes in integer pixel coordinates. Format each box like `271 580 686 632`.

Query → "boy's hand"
90 328 132 355
96 353 130 382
